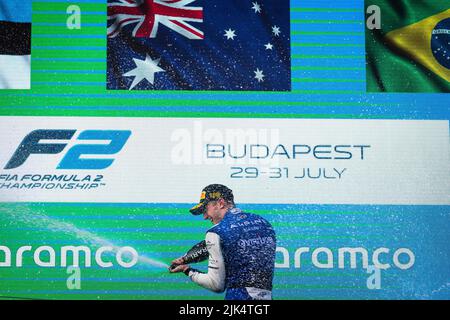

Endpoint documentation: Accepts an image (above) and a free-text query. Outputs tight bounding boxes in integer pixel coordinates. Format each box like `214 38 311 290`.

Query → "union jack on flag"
107 0 204 39
107 0 291 91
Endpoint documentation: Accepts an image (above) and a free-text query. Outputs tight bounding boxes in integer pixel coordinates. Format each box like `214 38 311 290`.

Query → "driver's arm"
186 232 226 293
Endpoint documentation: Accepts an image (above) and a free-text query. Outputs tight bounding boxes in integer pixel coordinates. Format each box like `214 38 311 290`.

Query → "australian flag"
107 0 291 91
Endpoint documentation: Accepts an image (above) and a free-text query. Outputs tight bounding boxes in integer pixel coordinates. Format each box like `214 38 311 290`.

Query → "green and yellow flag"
365 0 450 92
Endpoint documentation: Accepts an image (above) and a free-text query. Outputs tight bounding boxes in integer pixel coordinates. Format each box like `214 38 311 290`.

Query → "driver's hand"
169 264 189 273
171 257 185 265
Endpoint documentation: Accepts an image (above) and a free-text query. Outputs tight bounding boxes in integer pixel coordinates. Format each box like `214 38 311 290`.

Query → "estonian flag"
0 1 31 90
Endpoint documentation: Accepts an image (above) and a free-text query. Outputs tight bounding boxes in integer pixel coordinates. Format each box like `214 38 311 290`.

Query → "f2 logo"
5 129 131 170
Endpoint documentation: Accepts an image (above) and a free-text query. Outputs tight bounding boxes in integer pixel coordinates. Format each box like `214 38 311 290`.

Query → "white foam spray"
0 204 169 269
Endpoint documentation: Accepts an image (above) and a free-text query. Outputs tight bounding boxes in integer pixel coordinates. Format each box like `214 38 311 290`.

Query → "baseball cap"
189 184 234 215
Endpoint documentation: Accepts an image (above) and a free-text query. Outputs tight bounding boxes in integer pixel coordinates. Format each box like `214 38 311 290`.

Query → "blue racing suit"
187 207 276 300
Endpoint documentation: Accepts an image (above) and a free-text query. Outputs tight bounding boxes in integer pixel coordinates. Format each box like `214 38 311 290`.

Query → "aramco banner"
0 117 448 300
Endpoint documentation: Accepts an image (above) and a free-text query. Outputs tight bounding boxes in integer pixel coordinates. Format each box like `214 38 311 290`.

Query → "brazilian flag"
365 1 450 92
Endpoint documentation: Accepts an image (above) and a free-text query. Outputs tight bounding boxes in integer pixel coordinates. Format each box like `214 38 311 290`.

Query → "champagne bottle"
169 240 208 270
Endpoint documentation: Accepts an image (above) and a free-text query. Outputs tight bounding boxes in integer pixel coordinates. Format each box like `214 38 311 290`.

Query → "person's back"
169 184 277 300
208 207 276 300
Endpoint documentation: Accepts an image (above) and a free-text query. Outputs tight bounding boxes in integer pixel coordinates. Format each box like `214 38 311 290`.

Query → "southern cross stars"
123 54 165 90
254 68 265 82
265 43 273 50
252 2 261 13
224 28 237 40
272 25 281 36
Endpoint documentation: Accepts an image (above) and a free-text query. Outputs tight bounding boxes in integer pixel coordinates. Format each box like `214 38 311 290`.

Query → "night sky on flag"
107 0 291 91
